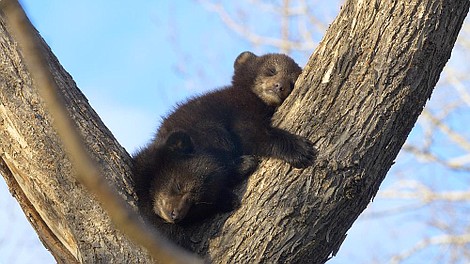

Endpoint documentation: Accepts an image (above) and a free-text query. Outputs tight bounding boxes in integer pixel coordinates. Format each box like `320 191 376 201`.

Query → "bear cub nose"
274 82 284 92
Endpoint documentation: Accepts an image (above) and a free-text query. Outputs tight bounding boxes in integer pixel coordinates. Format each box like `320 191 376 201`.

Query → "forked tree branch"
0 0 469 263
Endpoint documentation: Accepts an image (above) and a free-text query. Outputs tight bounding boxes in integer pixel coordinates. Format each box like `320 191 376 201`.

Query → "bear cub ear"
234 51 257 70
164 131 194 154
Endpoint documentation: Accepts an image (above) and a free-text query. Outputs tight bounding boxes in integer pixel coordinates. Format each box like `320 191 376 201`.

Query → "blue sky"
1 1 469 264
20 1 250 152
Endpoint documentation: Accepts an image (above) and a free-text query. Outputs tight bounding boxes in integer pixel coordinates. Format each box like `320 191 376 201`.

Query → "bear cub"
132 51 315 224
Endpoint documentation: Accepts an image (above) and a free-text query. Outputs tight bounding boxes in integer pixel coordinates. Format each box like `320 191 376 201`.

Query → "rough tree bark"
0 0 468 263
0 9 153 264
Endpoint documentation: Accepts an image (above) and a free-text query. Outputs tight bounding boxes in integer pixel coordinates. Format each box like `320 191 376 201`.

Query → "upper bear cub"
133 51 315 224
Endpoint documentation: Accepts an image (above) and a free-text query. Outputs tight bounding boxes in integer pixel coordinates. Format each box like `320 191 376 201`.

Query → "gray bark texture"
1 0 469 263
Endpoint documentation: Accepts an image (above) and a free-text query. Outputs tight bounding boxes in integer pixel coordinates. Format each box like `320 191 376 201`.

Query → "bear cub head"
149 131 237 224
233 51 302 107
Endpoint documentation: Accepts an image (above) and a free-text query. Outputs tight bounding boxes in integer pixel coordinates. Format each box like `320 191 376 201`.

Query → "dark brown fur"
132 51 315 224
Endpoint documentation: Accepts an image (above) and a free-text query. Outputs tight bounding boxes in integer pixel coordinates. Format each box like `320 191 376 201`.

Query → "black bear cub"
133 51 315 224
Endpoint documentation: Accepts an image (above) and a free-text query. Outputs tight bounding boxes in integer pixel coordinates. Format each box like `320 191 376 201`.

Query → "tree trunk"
0 0 468 263
0 10 152 264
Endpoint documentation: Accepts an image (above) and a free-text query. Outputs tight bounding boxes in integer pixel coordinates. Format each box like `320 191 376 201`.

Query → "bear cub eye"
266 67 277 76
173 182 182 193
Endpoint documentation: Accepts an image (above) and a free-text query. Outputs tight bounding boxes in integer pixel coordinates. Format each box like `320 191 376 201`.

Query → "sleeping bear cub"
133 51 315 224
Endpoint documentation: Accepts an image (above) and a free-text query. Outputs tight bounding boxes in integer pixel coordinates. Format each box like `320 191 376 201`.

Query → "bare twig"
389 234 470 264
421 110 470 152
447 69 470 108
247 0 307 15
281 0 291 53
1 1 203 263
198 0 316 51
379 180 470 203
403 144 470 171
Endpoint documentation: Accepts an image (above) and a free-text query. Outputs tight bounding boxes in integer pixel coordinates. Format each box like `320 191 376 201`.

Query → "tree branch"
0 158 77 263
0 1 202 263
